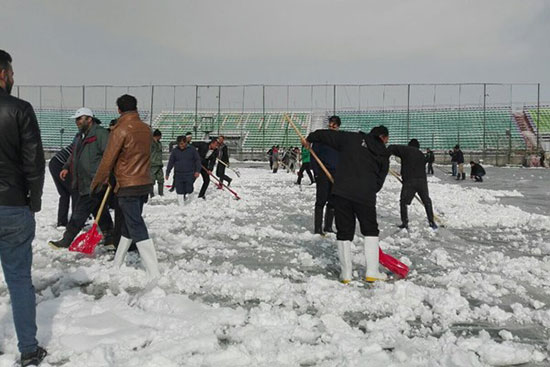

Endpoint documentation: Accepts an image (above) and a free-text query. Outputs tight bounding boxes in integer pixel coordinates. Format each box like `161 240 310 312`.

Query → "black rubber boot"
158 183 164 196
314 206 324 234
323 207 335 233
48 226 78 249
21 346 47 367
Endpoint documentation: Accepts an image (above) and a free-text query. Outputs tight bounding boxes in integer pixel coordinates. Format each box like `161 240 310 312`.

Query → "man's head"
408 139 420 149
153 129 162 141
176 135 187 149
454 144 460 151
371 125 389 144
217 135 225 145
116 94 138 114
185 131 192 142
328 115 341 131
470 161 475 166
0 50 14 95
209 138 220 150
71 107 95 133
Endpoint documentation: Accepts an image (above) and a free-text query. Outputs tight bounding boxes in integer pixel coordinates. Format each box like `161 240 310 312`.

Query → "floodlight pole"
333 85 336 115
407 84 410 141
483 83 487 158
82 85 85 107
149 85 154 126
194 85 198 137
537 83 540 151
217 85 221 136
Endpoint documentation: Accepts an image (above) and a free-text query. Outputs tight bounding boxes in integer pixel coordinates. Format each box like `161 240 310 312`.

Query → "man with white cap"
48 107 114 249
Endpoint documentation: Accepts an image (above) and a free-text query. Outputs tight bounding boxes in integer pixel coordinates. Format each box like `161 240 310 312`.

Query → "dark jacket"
151 140 163 168
166 146 201 178
426 151 435 164
193 142 218 171
388 145 427 182
471 163 485 177
0 88 45 211
66 122 110 196
311 142 339 176
306 129 389 203
456 149 465 164
218 144 229 164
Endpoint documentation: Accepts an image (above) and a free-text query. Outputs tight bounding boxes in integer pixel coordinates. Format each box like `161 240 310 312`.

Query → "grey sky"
2 0 550 93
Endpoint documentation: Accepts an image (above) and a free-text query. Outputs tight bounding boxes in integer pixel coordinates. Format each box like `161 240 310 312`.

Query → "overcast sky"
2 0 550 95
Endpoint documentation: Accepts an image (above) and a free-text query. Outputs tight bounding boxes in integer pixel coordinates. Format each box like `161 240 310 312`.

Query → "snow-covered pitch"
1 163 549 366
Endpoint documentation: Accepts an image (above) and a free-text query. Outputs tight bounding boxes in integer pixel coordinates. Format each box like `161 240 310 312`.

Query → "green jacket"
301 146 311 164
65 123 109 196
151 140 163 167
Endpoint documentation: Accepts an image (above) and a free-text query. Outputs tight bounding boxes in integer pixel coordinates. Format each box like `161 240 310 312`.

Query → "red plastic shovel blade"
379 248 409 278
69 223 103 255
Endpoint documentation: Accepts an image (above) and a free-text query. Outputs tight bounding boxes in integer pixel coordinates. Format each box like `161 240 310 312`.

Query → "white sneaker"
364 236 387 282
337 240 352 283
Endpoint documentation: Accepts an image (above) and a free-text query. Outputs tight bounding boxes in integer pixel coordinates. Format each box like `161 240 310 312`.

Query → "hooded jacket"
388 145 428 182
306 129 389 203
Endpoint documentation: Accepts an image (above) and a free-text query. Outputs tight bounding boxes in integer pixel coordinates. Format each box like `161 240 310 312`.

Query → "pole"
194 85 198 137
149 85 154 126
537 83 540 152
483 83 487 158
217 85 221 136
262 85 266 152
104 86 107 110
333 84 336 115
457 84 461 146
407 84 411 141
82 85 85 107
16 85 20 98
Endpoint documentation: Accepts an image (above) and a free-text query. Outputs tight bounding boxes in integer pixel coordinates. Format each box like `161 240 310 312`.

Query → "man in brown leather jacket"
91 95 160 279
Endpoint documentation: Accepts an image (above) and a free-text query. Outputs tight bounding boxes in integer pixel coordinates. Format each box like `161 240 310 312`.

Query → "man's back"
388 145 427 182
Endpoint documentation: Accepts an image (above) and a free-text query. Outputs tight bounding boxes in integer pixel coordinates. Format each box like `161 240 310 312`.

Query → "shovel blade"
69 223 103 255
379 248 409 279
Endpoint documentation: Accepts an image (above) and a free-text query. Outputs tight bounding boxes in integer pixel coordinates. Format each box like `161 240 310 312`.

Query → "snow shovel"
379 248 409 278
216 158 241 177
202 166 241 200
69 185 112 255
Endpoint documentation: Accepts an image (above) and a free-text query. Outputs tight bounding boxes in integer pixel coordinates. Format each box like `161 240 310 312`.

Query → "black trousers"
48 159 79 226
297 162 314 184
112 195 137 251
66 190 113 239
118 195 149 243
198 168 210 198
400 178 434 224
314 173 335 233
427 162 434 174
333 194 378 240
216 164 232 185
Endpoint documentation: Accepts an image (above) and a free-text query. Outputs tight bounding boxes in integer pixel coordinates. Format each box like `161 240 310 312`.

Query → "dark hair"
0 50 12 71
109 118 118 127
116 94 138 112
328 115 341 126
454 144 460 149
371 125 389 137
153 129 162 137
185 131 192 136
408 139 420 148
470 161 475 164
91 117 102 125
176 135 186 143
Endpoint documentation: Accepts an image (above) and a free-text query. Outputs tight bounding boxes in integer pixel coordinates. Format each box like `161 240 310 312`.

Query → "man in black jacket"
305 125 390 283
216 135 232 187
0 50 47 366
193 139 220 199
388 139 437 230
425 148 435 175
470 161 486 182
311 115 340 235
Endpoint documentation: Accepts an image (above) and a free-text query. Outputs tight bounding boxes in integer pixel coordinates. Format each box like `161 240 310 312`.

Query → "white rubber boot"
336 240 352 283
185 194 193 204
177 195 185 207
136 238 161 279
113 236 132 268
364 236 387 282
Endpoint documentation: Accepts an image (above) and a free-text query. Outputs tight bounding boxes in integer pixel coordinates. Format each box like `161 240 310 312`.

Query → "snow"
0 164 549 366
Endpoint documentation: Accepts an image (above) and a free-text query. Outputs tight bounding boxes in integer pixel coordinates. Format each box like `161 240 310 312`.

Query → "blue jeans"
0 206 38 354
117 196 149 243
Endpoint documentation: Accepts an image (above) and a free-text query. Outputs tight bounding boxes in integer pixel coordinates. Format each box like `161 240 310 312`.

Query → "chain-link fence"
18 83 546 161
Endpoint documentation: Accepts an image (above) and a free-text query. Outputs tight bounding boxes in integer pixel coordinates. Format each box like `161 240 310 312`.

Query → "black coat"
455 149 465 164
193 142 218 170
311 142 339 176
0 88 45 211
388 145 427 182
306 129 389 204
218 144 229 164
426 151 435 164
471 163 485 177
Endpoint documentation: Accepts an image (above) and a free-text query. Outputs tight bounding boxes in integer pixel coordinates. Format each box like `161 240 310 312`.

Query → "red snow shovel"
202 165 241 200
69 185 112 255
379 248 409 278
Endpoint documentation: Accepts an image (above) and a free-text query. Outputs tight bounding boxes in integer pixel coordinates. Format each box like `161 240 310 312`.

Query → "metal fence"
16 83 547 156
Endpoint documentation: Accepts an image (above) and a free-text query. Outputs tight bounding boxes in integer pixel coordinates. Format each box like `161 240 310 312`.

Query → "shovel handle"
284 114 335 184
94 184 112 225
